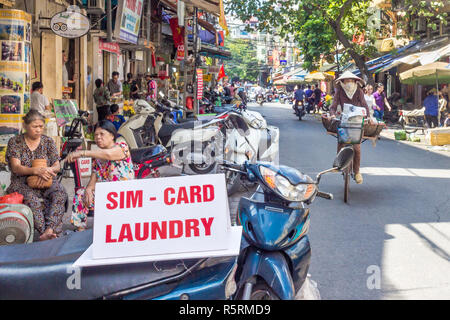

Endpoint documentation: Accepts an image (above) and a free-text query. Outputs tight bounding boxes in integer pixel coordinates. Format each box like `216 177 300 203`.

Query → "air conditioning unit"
87 0 106 15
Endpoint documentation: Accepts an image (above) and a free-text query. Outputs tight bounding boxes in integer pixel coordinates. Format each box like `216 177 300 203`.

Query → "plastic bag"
0 192 24 204
295 274 321 300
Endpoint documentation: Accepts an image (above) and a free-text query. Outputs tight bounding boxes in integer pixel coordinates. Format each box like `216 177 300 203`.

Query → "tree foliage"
224 38 261 82
225 0 450 85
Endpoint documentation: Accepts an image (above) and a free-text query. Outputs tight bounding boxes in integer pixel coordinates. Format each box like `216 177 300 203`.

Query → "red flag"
169 18 185 48
217 64 226 81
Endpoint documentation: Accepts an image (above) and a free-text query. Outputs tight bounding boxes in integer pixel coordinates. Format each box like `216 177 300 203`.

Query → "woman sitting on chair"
6 110 68 241
67 120 134 231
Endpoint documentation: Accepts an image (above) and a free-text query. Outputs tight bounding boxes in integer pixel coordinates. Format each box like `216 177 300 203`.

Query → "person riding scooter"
328 71 372 185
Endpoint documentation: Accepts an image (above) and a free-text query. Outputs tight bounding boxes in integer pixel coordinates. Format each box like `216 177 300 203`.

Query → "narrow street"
247 101 450 300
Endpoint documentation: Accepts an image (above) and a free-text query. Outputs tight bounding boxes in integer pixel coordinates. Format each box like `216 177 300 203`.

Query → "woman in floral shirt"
67 120 134 231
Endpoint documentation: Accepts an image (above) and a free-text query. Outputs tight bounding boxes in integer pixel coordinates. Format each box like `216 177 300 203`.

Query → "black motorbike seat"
157 122 199 146
0 230 202 299
130 145 167 164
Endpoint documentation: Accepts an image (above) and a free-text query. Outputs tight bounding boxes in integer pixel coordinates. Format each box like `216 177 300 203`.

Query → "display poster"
114 0 144 44
0 9 32 148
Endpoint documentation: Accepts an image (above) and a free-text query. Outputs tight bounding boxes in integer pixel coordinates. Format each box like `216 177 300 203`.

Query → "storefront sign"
99 39 120 55
114 0 144 44
50 6 90 39
203 74 212 82
72 174 242 267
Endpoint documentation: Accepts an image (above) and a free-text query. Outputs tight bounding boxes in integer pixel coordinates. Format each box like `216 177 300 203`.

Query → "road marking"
361 167 450 179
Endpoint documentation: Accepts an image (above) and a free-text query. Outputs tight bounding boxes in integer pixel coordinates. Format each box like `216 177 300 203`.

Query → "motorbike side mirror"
333 147 354 171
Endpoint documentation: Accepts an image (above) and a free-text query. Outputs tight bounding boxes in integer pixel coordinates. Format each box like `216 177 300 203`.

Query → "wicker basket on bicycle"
321 116 385 138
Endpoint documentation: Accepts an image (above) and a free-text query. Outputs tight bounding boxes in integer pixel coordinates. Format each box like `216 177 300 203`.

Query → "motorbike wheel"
401 117 418 134
189 162 216 174
239 282 280 300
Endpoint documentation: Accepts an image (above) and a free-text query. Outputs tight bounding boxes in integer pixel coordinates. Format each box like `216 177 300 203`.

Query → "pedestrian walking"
145 74 158 100
363 84 375 119
373 83 392 121
438 91 448 126
423 88 439 128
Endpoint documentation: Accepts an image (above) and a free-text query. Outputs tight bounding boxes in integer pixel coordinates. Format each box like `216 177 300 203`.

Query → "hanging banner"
197 69 203 100
169 18 185 61
114 0 144 44
0 9 31 147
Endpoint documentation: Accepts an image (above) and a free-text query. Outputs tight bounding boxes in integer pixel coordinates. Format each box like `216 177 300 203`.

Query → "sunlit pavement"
247 101 450 300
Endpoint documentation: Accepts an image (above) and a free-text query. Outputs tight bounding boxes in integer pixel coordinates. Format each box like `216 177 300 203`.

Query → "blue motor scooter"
221 147 354 300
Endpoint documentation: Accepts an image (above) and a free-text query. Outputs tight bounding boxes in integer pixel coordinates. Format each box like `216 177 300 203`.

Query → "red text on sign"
164 184 214 205
105 217 214 243
106 190 143 210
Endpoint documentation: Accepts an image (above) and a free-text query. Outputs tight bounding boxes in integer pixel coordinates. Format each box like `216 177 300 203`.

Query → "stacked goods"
426 127 450 146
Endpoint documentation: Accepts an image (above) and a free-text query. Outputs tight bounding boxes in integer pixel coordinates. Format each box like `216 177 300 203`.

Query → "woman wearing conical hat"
329 71 371 185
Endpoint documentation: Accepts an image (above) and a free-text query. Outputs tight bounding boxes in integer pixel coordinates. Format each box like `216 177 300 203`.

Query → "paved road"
248 102 450 300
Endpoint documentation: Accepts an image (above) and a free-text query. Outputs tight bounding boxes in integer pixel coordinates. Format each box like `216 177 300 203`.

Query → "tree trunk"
330 21 375 87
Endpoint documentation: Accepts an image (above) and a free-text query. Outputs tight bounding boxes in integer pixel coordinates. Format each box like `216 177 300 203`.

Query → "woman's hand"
83 187 94 209
67 151 82 163
33 167 56 181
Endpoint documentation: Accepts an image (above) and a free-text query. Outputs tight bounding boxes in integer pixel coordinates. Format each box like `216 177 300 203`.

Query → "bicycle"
326 118 379 203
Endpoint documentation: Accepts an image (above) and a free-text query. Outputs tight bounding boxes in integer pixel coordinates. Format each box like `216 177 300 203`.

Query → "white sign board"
50 6 90 39
114 0 144 44
74 173 242 267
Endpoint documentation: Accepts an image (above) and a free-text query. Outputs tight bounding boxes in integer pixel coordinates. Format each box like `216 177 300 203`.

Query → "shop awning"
378 43 450 73
199 44 231 60
160 0 221 15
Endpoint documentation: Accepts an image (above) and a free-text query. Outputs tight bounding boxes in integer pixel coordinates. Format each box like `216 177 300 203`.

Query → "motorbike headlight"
260 166 316 202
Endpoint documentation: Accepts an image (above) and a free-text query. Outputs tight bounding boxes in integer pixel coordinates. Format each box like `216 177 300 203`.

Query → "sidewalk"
309 112 450 157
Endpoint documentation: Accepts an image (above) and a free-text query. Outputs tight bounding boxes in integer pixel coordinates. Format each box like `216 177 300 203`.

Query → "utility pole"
192 7 199 115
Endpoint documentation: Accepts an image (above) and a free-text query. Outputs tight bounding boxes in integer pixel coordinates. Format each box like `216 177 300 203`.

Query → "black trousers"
97 105 110 122
425 114 438 128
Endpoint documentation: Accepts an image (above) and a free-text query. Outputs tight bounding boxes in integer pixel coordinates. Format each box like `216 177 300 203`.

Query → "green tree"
225 38 261 82
225 0 449 85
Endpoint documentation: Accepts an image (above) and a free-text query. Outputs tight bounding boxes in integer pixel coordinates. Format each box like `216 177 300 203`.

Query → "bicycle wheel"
343 159 352 204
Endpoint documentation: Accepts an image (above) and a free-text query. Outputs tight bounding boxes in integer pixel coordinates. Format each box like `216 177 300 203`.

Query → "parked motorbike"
216 108 279 196
0 228 238 299
117 98 221 174
399 108 426 133
222 147 354 300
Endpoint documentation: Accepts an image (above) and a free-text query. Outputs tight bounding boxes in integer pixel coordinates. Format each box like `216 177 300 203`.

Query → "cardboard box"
427 127 450 146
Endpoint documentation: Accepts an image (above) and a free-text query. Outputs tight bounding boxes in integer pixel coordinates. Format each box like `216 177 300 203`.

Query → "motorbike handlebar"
221 161 246 172
317 191 334 200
